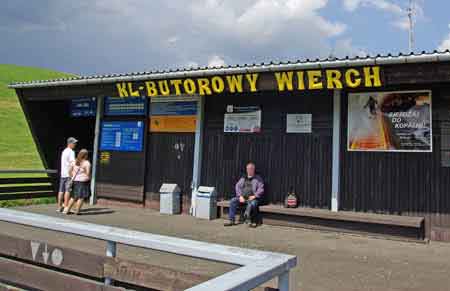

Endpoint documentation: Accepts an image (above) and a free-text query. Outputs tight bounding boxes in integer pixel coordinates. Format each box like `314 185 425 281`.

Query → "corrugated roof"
9 50 450 89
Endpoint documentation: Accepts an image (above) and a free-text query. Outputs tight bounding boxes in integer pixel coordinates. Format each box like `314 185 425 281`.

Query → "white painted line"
30 241 40 261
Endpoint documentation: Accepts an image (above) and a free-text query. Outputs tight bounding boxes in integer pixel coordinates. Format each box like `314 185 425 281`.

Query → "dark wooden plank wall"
96 114 148 202
96 151 147 202
340 84 450 227
201 91 333 207
23 99 96 171
145 133 195 196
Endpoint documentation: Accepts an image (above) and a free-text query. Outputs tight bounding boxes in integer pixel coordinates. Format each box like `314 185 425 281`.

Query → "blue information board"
100 121 144 152
70 97 96 117
150 101 197 116
104 96 148 116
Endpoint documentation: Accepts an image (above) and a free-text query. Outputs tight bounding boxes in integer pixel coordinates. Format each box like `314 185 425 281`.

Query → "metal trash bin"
194 186 217 220
159 183 181 215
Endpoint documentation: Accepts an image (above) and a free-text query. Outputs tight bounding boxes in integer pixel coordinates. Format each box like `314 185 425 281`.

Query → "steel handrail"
0 208 297 291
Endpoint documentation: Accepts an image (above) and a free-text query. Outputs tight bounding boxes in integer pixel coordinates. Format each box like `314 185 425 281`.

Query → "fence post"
105 240 116 285
278 271 290 291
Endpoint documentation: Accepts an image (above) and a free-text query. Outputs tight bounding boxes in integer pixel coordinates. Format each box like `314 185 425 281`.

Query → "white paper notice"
286 114 312 133
224 110 261 133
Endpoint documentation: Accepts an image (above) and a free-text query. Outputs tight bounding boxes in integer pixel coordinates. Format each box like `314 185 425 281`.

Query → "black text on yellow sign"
116 66 382 97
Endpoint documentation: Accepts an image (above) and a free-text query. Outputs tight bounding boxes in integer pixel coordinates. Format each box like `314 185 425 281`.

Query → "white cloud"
191 0 346 43
0 0 362 74
392 17 410 30
343 0 403 14
183 0 352 64
207 55 226 67
438 25 450 51
332 38 367 58
342 0 424 31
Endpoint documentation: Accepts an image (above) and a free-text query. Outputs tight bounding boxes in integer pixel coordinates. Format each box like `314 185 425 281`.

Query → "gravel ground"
1 204 450 291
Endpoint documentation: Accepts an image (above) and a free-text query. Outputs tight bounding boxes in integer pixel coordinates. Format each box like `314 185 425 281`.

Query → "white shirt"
60 148 75 178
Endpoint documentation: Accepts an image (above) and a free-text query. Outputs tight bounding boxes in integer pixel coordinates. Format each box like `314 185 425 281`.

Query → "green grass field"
0 64 75 170
0 64 75 206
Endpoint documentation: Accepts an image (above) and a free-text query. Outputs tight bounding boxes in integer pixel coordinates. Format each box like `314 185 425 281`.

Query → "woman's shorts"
72 181 90 200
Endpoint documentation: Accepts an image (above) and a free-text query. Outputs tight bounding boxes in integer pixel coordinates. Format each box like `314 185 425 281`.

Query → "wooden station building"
9 51 450 241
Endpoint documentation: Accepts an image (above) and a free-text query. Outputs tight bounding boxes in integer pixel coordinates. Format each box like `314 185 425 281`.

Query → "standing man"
57 137 77 212
224 162 264 228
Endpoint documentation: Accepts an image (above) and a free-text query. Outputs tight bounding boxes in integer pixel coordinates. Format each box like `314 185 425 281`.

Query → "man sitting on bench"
224 162 264 228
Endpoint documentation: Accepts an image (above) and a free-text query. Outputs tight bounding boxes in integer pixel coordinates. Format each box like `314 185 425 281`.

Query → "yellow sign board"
116 66 382 98
150 115 197 133
100 152 111 164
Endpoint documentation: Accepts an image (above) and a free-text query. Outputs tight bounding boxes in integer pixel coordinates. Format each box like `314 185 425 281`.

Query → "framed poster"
100 121 144 152
224 106 261 133
104 96 148 116
286 114 312 133
70 97 96 117
348 90 432 152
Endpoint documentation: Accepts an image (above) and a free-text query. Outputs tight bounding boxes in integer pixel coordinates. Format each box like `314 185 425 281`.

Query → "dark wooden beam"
0 185 54 194
0 177 52 185
104 258 211 291
0 256 124 291
0 234 105 278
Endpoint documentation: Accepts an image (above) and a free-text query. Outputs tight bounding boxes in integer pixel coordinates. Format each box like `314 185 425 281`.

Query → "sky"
1 0 450 76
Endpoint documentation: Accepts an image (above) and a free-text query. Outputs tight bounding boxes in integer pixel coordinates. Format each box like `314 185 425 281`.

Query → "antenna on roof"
407 0 415 52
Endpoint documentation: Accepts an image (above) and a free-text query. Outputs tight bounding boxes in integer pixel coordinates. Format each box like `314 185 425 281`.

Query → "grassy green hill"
0 64 75 169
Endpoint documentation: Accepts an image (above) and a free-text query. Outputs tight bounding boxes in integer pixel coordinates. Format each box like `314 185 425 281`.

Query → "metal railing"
0 208 297 291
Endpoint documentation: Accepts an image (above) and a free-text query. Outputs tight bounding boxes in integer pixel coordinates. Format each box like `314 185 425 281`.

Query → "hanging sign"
104 96 147 116
150 100 197 133
70 97 96 117
224 106 261 133
100 121 144 152
348 90 432 152
286 114 312 133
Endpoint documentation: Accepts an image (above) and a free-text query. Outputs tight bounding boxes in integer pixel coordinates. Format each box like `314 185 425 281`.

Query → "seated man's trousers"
228 196 259 222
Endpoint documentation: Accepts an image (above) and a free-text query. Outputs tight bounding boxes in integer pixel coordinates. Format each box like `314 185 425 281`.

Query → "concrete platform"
1 204 450 291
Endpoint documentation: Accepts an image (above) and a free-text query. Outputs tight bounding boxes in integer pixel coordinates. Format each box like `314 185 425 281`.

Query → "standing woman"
64 149 91 215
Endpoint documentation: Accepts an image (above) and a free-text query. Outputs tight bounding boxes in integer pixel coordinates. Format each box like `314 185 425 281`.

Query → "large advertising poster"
348 91 432 152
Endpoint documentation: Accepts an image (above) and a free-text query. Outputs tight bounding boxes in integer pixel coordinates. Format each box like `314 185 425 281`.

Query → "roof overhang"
8 51 450 89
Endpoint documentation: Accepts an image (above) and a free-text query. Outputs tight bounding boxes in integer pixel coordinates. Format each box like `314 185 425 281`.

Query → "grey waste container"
195 186 217 220
159 183 181 215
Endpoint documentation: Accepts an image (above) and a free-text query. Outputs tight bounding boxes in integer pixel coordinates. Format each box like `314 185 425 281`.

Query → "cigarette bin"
195 186 217 220
159 183 181 215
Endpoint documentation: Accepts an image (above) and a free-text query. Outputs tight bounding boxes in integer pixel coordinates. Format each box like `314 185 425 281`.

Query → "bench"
218 201 425 241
